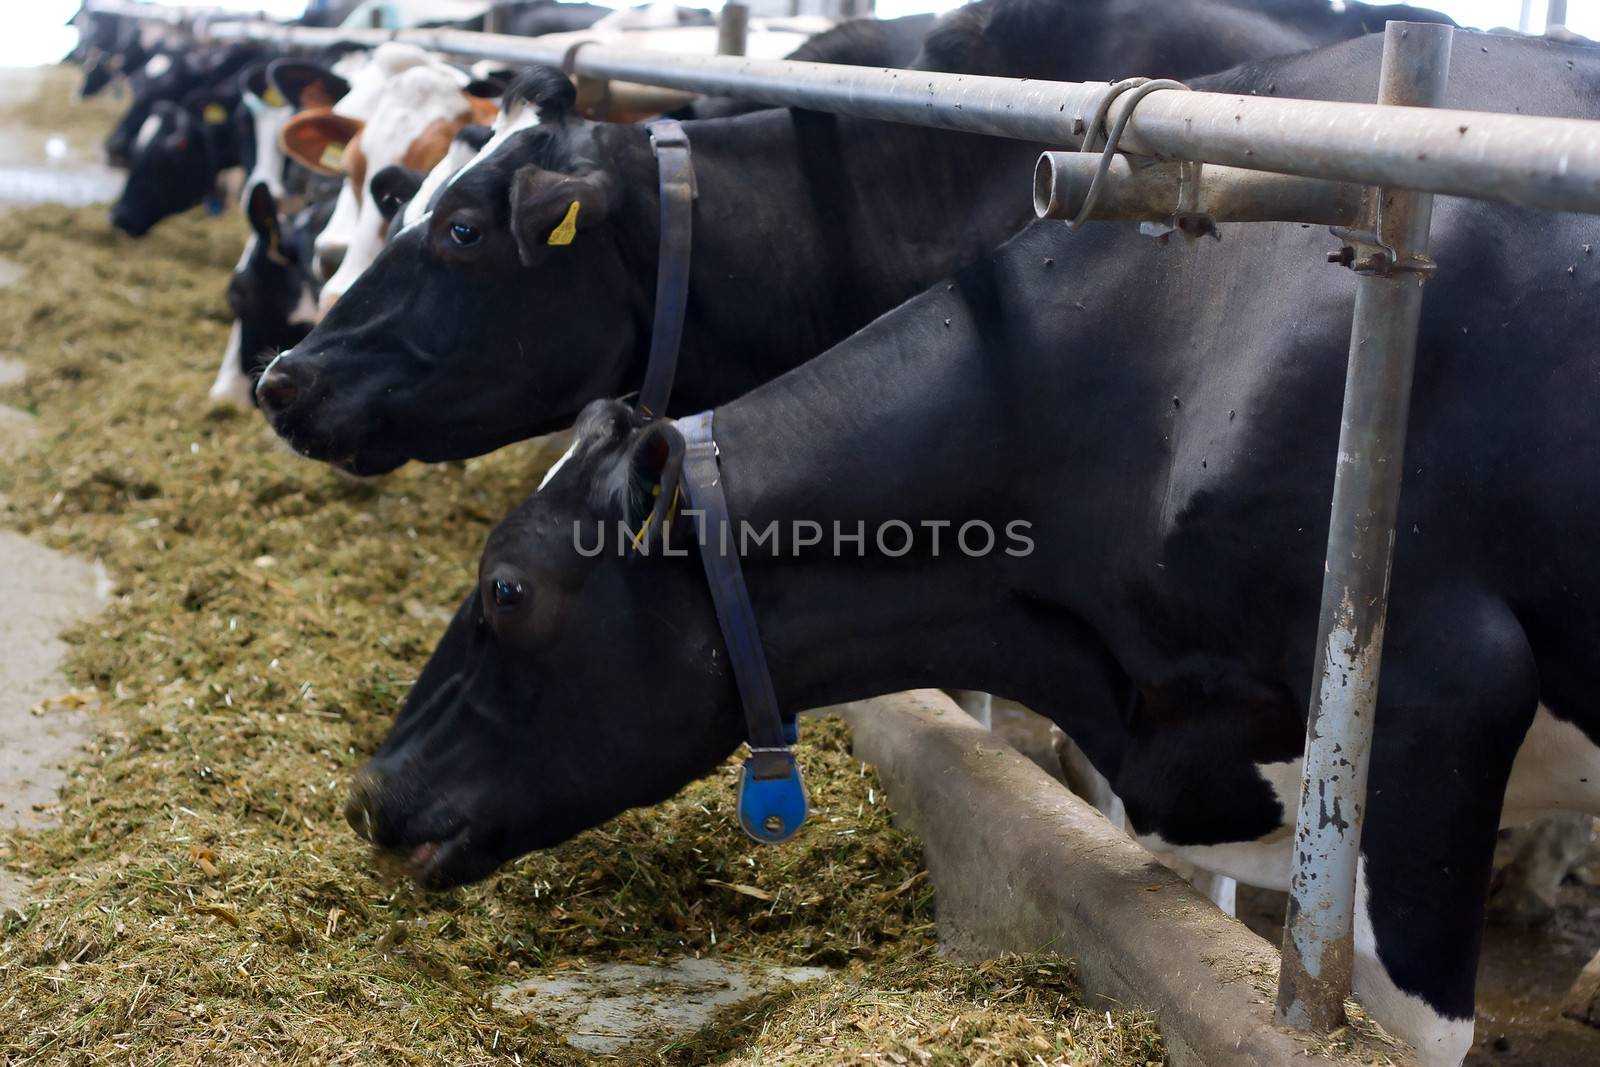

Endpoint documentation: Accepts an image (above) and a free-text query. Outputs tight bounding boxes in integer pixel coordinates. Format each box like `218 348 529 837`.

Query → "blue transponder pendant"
736 752 808 844
205 196 224 216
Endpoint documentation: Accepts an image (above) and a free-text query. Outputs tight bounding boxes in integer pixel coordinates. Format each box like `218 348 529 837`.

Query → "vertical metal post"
1276 21 1452 1033
717 3 750 57
1548 0 1569 34
484 4 505 36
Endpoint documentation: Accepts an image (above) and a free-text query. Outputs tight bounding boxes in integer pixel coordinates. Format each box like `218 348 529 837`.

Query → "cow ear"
619 420 687 546
280 109 363 177
268 60 350 110
509 165 610 266
370 165 424 222
240 60 271 102
505 66 577 124
246 183 282 248
457 124 493 153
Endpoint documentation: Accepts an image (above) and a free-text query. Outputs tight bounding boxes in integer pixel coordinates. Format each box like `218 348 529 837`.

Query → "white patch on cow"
133 113 164 154
334 42 465 120
234 234 258 275
143 54 172 79
208 320 253 409
537 439 580 491
1133 758 1301 891
242 93 292 201
1502 704 1600 824
314 182 361 283
1353 861 1474 1067
321 64 479 309
331 49 371 84
288 282 320 328
1189 869 1237 916
401 132 487 229
439 94 541 196
396 210 433 240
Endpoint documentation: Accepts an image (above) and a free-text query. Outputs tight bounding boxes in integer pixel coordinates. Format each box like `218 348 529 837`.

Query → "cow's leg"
949 690 992 729
208 320 253 408
1488 813 1595 927
1354 597 1537 1067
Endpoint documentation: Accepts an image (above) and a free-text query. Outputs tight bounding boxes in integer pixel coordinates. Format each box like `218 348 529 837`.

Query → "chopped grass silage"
0 86 1166 1066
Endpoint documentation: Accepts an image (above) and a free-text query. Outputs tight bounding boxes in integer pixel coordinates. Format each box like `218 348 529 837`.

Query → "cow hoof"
207 377 254 410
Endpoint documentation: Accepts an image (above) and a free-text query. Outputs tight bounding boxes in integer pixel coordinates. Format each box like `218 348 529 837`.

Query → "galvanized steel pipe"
1034 153 1365 227
206 19 1600 217
1275 21 1453 1034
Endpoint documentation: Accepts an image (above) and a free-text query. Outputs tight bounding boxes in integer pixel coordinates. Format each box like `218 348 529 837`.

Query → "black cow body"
259 0 1445 473
682 13 941 121
429 0 612 34
348 28 1600 1067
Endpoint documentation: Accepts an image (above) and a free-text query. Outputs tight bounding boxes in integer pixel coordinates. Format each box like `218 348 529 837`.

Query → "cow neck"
601 111 1040 416
689 274 1134 774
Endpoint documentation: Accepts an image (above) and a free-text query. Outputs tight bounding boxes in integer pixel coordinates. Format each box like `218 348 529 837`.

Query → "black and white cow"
210 186 332 408
342 27 1600 1066
103 45 265 169
257 0 1446 472
109 85 250 238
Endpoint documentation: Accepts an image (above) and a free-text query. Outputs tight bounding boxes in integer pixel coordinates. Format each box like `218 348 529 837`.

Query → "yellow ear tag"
203 103 229 126
319 142 345 171
263 85 286 108
547 200 581 246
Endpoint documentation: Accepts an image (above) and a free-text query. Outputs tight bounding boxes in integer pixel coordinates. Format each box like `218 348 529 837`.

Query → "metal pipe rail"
81 0 272 22
206 19 1600 216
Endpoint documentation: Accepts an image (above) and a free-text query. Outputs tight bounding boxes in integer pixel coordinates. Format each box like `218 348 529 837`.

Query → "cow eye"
491 578 524 610
449 221 481 247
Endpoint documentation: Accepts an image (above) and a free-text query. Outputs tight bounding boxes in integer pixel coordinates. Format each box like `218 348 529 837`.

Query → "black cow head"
104 51 186 167
225 185 321 400
345 401 743 887
254 68 637 475
110 91 238 238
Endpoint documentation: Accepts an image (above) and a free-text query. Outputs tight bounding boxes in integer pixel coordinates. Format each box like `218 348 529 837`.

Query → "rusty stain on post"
1276 22 1452 1034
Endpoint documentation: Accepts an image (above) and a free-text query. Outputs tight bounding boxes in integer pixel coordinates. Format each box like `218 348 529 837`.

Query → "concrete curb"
834 690 1404 1067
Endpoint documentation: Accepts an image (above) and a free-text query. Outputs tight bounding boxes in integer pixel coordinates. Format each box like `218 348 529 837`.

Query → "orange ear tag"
547 200 580 246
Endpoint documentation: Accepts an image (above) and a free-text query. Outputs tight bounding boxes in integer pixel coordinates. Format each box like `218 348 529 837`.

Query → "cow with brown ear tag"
280 109 364 179
509 167 611 264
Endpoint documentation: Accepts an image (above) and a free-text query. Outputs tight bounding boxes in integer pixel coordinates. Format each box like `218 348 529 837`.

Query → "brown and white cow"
279 45 497 312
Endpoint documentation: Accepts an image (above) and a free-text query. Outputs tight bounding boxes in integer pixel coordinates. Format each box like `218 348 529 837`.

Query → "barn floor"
993 681 1600 1066
0 65 1165 1065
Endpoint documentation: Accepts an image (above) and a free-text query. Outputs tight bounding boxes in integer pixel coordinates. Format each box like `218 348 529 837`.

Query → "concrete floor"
0 66 111 911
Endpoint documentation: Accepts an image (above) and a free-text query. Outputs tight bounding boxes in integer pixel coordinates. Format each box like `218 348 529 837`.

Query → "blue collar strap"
636 120 695 420
675 410 807 844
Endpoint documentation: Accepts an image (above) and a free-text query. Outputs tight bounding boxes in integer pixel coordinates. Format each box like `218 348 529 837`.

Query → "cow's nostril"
255 363 303 417
345 774 382 842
